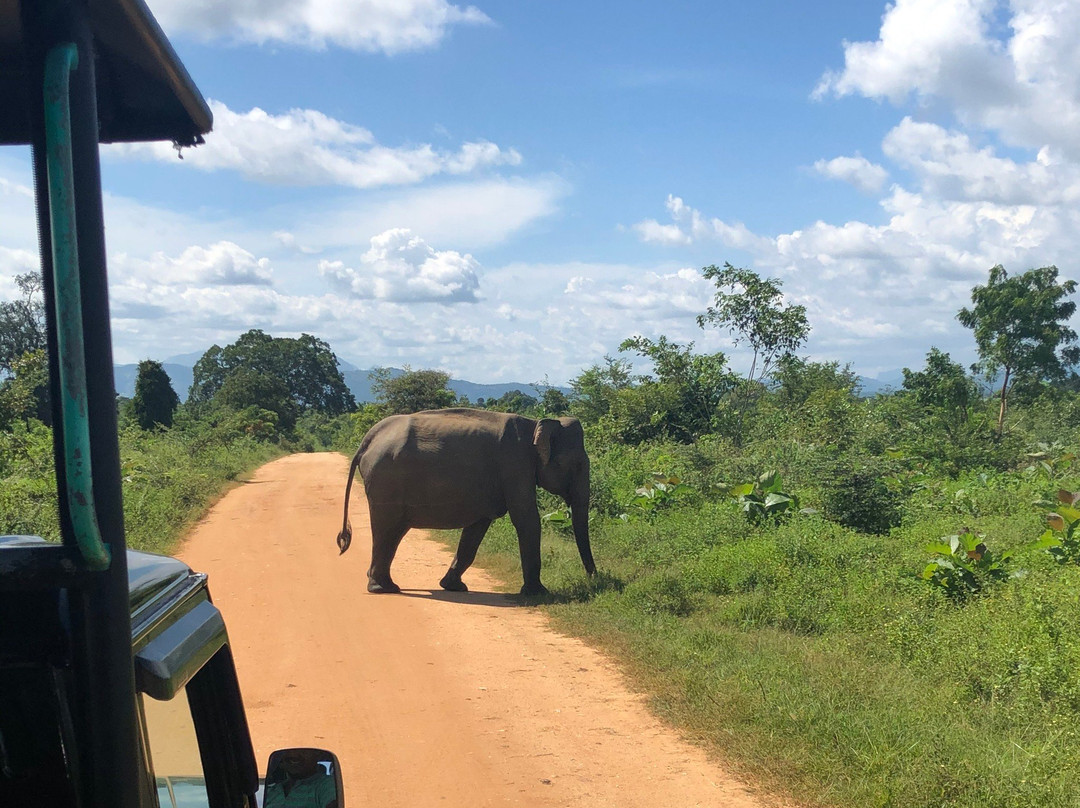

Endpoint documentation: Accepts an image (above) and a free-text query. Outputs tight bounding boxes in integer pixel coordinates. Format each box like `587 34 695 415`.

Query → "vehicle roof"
0 535 194 615
0 0 212 145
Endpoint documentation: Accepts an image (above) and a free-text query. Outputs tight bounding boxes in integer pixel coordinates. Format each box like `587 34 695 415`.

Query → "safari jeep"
0 534 346 808
0 535 342 808
0 1 342 806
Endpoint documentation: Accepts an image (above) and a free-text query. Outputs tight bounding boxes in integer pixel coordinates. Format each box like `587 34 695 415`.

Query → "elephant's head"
533 416 596 577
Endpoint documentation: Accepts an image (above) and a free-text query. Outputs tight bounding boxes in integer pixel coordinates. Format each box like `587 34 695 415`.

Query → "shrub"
819 456 902 534
717 470 802 525
919 529 1019 602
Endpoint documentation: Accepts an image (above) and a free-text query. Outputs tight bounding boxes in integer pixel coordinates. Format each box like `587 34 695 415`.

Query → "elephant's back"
358 409 531 480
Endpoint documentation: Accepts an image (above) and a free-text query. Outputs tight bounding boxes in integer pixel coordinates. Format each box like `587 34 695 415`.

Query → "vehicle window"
142 688 209 808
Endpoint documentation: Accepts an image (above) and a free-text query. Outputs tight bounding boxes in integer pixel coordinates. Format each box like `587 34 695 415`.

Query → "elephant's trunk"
571 499 596 576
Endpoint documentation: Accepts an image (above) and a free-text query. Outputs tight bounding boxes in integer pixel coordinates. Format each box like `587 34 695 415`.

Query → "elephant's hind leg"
367 509 407 594
440 518 492 592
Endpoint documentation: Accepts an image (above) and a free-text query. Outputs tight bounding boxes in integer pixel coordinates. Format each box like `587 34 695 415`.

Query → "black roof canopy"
0 0 212 145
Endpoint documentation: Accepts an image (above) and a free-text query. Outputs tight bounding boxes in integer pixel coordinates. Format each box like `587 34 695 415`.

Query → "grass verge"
438 500 1080 808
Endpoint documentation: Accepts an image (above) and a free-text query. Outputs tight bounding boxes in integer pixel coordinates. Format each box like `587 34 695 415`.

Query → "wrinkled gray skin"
337 408 595 596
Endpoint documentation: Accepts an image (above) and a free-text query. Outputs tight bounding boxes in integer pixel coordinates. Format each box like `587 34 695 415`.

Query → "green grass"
443 470 1080 808
0 420 281 555
118 425 282 554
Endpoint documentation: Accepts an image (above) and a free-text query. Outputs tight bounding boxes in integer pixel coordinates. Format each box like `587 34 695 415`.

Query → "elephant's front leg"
508 502 547 597
440 518 492 592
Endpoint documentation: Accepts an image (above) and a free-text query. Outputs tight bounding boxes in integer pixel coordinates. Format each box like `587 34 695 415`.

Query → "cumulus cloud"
319 228 481 302
814 0 1080 158
882 117 1080 205
115 242 275 288
628 184 1080 360
564 267 711 318
152 0 490 53
812 154 889 193
633 194 775 252
0 248 40 294
106 101 522 188
628 0 1080 371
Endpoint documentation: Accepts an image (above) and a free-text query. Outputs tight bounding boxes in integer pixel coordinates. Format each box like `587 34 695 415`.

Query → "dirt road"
176 453 777 807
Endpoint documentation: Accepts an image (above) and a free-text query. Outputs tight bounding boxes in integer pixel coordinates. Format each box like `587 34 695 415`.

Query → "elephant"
336 408 596 596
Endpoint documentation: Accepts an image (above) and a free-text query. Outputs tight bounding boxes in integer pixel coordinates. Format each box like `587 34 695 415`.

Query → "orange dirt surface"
176 452 785 807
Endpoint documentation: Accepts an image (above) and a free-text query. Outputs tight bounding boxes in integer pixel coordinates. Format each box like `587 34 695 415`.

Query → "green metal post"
42 42 109 571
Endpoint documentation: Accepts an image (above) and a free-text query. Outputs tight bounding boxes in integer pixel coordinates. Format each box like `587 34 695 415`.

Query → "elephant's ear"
533 418 560 466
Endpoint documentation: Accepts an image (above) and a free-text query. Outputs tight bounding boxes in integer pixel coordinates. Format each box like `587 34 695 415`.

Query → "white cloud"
815 0 1080 159
106 101 522 189
319 228 480 302
0 173 38 252
273 232 321 254
813 0 1002 104
882 117 1080 204
631 0 1080 375
627 178 1080 366
0 248 40 294
299 177 566 249
152 0 491 53
632 218 691 246
114 242 275 288
633 194 772 252
812 154 889 193
564 267 710 318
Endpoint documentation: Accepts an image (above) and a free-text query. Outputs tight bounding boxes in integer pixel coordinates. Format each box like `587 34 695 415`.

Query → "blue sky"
2 0 1079 385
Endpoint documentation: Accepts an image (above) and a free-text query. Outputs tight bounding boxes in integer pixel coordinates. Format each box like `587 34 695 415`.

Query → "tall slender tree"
132 360 180 429
0 272 46 374
696 263 810 383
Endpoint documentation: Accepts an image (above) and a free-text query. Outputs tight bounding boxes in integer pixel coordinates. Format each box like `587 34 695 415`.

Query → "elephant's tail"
337 446 363 555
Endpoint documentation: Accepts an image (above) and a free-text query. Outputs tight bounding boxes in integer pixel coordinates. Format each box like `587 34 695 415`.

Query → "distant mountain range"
856 370 906 396
113 357 558 405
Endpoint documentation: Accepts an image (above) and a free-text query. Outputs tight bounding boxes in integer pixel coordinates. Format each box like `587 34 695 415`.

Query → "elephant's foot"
439 573 468 592
367 578 401 594
519 581 549 597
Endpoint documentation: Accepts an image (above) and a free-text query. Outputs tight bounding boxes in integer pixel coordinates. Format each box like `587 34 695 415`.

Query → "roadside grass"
455 491 1080 808
119 426 282 554
0 421 281 555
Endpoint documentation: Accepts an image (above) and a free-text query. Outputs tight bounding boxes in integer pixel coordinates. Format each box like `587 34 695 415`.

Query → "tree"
132 360 180 429
770 355 861 407
619 335 737 441
215 367 297 428
902 348 979 433
697 263 810 383
0 272 47 374
0 348 49 427
370 367 457 414
569 356 633 423
957 265 1080 437
487 389 538 414
189 330 356 419
189 345 227 407
539 387 570 416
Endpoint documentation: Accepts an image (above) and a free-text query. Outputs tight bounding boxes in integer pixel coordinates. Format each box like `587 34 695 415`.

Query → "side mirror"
262 748 343 808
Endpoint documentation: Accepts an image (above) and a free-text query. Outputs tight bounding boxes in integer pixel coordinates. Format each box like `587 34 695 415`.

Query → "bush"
819 455 902 534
